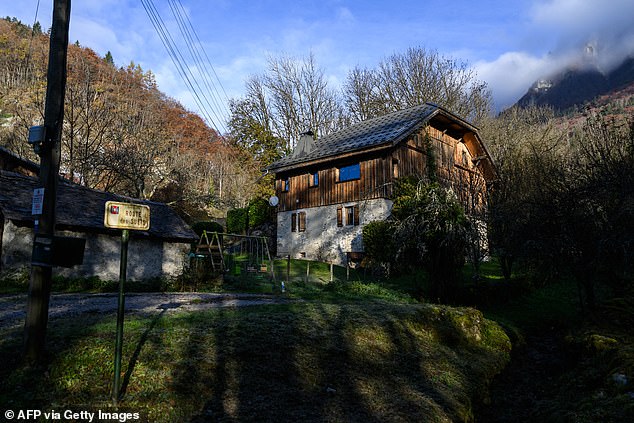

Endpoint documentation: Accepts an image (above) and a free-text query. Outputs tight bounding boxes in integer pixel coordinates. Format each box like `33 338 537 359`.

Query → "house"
0 148 197 280
266 103 496 266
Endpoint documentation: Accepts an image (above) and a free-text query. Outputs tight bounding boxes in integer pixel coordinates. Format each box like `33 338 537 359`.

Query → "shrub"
248 197 273 228
362 220 396 275
227 207 248 234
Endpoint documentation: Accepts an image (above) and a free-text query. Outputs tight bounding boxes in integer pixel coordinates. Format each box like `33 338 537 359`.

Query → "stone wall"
1 219 190 280
277 198 392 266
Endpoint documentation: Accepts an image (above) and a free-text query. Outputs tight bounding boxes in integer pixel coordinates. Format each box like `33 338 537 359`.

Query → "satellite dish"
268 195 279 207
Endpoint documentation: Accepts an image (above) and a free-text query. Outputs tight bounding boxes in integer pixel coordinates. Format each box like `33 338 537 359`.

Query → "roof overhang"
267 103 497 181
269 142 394 174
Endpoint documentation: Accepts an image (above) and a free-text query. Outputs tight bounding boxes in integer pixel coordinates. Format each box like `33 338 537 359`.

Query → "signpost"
104 201 150 404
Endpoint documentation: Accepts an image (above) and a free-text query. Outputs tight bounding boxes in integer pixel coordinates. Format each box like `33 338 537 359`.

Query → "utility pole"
24 0 71 363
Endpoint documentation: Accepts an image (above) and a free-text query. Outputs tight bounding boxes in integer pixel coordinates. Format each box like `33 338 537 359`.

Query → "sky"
3 0 634 132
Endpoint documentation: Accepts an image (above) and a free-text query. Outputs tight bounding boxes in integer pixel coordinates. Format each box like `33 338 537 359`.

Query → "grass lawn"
8 256 632 422
0 295 510 422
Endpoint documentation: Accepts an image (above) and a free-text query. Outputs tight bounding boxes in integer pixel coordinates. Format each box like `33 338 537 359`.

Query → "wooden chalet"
267 103 496 265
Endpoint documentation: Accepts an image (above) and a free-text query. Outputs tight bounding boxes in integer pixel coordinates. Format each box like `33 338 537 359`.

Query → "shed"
0 169 197 280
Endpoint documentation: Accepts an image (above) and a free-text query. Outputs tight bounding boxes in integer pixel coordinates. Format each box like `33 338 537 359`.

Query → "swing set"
192 231 277 283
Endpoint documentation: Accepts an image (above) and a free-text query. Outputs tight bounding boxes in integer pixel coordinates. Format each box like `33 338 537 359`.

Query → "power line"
140 0 230 134
168 0 228 130
172 0 231 105
140 0 220 131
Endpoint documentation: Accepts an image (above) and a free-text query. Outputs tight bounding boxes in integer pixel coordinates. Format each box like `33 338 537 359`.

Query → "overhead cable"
141 0 228 133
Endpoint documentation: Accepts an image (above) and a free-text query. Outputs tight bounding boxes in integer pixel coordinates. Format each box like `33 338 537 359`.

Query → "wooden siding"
275 124 486 212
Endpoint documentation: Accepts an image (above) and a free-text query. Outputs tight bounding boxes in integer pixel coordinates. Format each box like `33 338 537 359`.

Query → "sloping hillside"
517 56 634 112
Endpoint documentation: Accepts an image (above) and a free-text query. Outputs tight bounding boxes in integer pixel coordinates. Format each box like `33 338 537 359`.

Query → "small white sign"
32 188 44 215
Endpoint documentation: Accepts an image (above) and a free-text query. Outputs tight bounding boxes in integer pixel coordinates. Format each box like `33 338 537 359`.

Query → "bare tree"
343 47 492 125
62 47 117 186
232 53 344 152
479 105 560 281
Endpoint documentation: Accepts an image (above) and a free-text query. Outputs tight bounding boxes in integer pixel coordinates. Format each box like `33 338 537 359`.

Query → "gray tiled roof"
0 170 197 243
268 103 440 171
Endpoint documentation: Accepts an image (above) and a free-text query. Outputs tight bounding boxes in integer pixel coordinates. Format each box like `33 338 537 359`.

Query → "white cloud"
475 50 579 111
529 0 634 69
476 0 634 111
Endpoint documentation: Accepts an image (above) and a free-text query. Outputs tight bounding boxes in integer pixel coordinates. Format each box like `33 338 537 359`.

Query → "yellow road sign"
104 201 150 231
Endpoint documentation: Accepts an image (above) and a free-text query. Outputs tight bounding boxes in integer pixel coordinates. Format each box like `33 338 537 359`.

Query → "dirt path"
0 292 293 331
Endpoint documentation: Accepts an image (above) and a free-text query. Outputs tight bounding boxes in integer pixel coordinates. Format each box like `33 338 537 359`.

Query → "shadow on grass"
0 298 509 422
175 302 507 422
184 304 387 423
0 312 112 411
119 302 182 399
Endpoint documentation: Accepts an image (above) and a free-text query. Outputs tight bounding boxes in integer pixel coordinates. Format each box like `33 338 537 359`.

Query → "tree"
104 51 114 66
483 106 634 309
391 178 470 302
228 96 285 167
0 18 256 220
362 220 396 277
62 45 117 187
480 105 559 281
563 114 634 305
230 53 345 153
0 18 48 160
343 46 492 126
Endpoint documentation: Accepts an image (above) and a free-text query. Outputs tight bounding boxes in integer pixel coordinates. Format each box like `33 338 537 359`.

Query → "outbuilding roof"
0 170 197 243
268 102 490 173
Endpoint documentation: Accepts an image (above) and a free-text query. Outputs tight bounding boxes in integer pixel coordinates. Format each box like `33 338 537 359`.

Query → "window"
291 212 306 232
282 177 290 192
338 205 360 226
345 205 360 226
392 158 399 178
338 163 360 182
310 171 319 187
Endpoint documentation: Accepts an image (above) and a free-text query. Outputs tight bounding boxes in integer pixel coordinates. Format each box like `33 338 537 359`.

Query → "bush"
248 197 272 228
362 220 395 275
227 208 248 234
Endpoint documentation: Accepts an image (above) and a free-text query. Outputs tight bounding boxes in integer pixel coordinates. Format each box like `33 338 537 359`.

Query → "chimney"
292 130 315 157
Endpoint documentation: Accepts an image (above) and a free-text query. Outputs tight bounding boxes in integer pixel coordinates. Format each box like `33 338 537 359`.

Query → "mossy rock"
424 306 512 356
584 334 619 353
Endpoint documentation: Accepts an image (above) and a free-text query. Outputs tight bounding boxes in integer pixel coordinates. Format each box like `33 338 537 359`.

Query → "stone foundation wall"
276 198 392 266
1 219 189 280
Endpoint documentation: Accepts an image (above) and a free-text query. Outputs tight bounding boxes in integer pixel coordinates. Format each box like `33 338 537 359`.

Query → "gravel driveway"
0 292 291 331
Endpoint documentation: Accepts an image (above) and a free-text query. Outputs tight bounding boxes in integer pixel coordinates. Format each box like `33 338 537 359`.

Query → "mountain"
517 55 634 112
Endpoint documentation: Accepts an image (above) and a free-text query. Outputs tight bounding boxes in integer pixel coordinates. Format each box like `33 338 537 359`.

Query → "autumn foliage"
0 18 257 221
